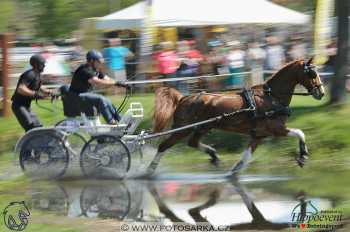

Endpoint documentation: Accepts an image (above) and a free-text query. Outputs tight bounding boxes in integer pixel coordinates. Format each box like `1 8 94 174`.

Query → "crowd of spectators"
30 34 339 93
143 34 312 93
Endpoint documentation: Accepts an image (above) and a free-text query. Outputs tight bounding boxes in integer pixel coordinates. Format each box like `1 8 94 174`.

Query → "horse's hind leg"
188 130 220 166
229 139 260 175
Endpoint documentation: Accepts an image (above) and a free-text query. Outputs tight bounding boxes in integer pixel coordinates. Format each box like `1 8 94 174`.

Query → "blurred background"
0 0 347 94
0 0 349 231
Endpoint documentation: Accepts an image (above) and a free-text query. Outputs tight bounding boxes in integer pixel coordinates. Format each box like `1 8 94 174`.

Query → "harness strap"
262 84 292 118
242 88 258 138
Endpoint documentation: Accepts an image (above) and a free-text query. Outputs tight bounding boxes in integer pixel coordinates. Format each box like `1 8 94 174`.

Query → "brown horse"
144 58 324 177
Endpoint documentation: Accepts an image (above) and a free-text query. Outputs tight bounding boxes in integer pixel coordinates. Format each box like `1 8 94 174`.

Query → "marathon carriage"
15 58 324 180
15 86 144 179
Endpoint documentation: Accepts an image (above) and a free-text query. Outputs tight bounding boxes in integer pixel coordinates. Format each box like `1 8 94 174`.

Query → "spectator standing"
287 37 307 62
225 41 246 88
246 42 266 86
155 41 179 88
184 40 204 75
102 38 134 82
264 36 286 71
176 40 203 77
176 40 204 94
207 45 226 75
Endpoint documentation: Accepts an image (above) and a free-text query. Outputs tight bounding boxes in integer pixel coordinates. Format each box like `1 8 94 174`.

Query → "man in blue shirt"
103 38 134 82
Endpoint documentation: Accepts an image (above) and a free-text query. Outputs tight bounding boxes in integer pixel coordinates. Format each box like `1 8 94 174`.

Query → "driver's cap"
86 49 104 63
29 54 46 67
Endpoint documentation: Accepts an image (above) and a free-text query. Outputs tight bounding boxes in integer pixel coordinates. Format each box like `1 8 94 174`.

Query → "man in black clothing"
69 49 128 124
11 54 52 131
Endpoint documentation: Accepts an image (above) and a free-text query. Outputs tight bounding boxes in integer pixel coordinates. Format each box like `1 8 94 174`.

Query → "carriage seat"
59 85 96 118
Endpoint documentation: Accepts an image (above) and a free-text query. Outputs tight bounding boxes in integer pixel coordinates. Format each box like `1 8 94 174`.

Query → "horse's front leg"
287 128 309 167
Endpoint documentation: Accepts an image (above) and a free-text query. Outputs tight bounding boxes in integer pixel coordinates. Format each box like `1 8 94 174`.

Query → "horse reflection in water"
149 180 290 230
28 178 325 230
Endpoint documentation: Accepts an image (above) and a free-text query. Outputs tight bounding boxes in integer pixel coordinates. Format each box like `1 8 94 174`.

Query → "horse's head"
297 58 325 100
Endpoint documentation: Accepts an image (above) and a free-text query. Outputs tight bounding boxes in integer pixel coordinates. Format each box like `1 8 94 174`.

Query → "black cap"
30 54 46 67
86 49 104 62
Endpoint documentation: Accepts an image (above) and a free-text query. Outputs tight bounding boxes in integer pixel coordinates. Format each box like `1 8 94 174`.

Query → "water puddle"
26 174 336 230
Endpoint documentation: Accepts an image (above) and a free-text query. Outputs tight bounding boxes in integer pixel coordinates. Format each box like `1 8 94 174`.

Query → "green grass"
0 91 349 230
0 176 84 232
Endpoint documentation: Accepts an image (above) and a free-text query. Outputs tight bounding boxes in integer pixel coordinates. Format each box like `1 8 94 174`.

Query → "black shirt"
69 64 105 94
12 69 41 107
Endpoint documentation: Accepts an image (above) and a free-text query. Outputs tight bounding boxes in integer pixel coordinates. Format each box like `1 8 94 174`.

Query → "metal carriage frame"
15 102 145 180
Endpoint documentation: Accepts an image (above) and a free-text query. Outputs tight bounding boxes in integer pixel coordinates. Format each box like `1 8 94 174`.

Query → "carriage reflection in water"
15 85 145 179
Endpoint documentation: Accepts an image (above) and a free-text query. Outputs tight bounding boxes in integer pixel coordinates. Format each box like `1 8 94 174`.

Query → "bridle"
303 63 324 94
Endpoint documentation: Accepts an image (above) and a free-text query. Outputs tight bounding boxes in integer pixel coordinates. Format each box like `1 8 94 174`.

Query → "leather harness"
242 86 291 138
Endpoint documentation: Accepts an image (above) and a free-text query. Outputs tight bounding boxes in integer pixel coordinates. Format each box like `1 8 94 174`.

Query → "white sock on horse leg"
231 147 252 171
148 152 164 170
241 147 252 164
287 128 305 143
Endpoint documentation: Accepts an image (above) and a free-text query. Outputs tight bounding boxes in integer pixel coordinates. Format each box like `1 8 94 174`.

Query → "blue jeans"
78 93 120 123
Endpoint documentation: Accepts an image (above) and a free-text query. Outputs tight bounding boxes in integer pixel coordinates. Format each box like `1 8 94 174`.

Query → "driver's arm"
17 84 37 97
39 86 53 95
88 75 116 87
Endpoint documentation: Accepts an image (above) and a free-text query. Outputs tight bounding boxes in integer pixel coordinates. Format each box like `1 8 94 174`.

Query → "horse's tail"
153 87 183 132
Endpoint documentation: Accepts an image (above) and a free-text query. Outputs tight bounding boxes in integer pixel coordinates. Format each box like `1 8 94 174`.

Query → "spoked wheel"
55 119 87 156
80 183 131 219
19 130 69 179
80 135 131 179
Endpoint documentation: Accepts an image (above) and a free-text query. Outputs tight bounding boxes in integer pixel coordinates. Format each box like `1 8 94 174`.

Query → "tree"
330 0 349 104
0 0 16 32
17 0 138 39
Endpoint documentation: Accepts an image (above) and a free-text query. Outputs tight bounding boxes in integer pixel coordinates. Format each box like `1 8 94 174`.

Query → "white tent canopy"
96 0 310 30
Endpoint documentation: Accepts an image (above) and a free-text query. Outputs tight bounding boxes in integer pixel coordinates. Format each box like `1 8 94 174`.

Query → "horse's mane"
264 60 303 84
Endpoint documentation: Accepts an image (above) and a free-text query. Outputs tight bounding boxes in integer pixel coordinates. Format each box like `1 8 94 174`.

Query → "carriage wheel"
80 183 131 219
80 135 131 179
19 131 69 179
55 119 87 156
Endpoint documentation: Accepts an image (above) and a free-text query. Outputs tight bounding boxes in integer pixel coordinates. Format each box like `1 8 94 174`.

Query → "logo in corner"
290 199 343 230
3 201 30 231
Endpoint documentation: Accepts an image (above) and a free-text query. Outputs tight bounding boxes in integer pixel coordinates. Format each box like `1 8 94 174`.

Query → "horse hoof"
210 158 220 167
300 146 309 157
295 157 305 168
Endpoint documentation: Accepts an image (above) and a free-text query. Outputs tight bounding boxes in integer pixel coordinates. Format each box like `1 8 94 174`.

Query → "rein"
291 92 311 96
117 86 132 114
263 84 312 98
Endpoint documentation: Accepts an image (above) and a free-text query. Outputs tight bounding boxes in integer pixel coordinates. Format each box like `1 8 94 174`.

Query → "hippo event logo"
290 200 343 231
3 201 31 231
